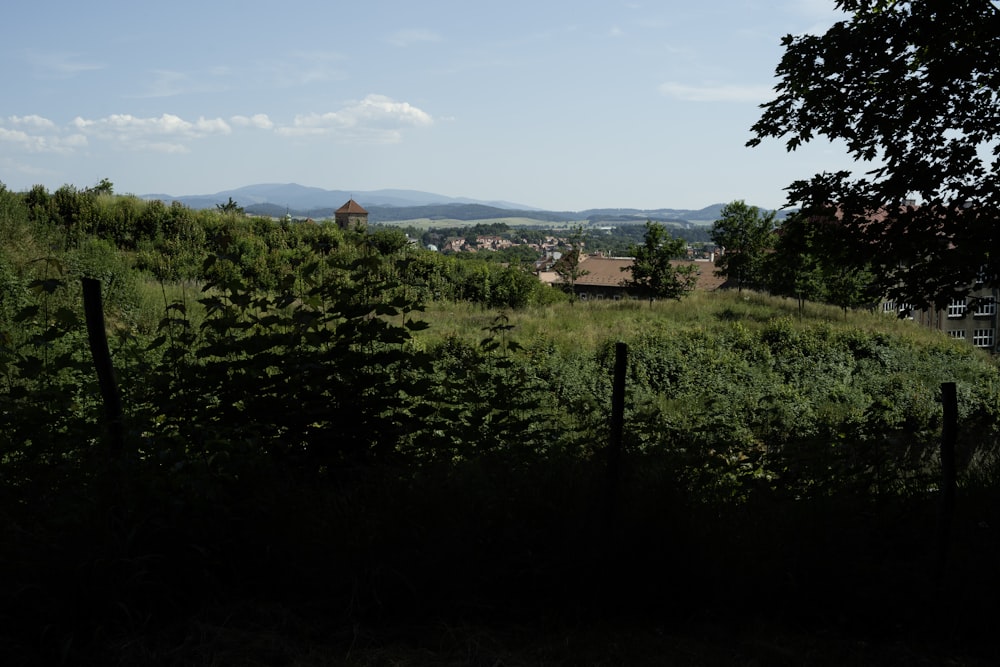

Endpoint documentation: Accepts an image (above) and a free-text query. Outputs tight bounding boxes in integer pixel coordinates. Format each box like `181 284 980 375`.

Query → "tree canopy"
216 197 244 215
749 0 1000 308
622 221 698 301
552 225 589 302
710 200 776 293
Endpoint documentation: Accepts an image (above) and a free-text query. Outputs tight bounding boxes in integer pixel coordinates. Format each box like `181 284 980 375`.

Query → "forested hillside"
2 182 999 664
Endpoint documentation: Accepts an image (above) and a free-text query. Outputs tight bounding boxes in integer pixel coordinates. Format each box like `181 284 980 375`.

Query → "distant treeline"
388 221 712 258
241 200 781 228
368 204 579 224
244 202 582 223
0 182 572 320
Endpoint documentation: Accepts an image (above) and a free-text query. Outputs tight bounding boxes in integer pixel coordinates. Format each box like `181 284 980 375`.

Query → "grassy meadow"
413 289 958 351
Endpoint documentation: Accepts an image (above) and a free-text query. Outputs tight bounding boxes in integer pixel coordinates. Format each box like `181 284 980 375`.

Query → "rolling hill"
140 183 791 227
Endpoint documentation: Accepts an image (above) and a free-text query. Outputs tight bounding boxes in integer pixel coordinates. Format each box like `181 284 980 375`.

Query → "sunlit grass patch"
414 290 964 353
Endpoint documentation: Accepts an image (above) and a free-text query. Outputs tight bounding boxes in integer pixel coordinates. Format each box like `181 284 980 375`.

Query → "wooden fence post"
606 342 628 533
937 381 958 583
82 278 125 518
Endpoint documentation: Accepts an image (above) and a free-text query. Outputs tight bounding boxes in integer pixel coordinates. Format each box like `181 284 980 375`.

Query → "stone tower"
334 198 369 231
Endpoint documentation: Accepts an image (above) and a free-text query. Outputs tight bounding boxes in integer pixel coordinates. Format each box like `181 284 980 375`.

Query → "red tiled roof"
574 256 633 286
544 255 726 291
673 260 728 291
335 199 368 214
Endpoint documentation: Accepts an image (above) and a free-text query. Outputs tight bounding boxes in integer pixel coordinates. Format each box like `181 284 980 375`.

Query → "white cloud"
54 113 232 154
275 123 326 138
276 94 433 143
72 113 232 142
659 81 774 103
0 126 87 153
8 115 57 129
387 29 442 47
1 97 429 160
143 142 191 154
0 127 39 148
231 114 274 129
1 111 234 156
345 94 433 127
0 156 53 179
193 117 231 134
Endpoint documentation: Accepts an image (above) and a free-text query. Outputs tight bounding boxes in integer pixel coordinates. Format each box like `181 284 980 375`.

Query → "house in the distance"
863 203 1000 353
538 254 726 300
884 286 1000 352
335 199 368 231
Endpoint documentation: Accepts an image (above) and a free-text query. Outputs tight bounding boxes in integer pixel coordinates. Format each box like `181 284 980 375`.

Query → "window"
973 328 995 348
948 330 966 340
882 300 896 314
947 298 966 318
973 298 996 317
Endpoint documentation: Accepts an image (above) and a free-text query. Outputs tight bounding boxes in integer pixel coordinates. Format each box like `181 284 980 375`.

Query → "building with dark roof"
335 199 368 231
538 254 726 300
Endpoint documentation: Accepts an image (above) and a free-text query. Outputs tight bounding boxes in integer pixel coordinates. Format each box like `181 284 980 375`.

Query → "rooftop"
335 199 368 214
540 254 727 291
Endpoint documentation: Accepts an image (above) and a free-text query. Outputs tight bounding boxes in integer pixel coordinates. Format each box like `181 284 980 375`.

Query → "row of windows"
884 298 997 318
949 328 995 348
882 301 914 318
578 292 625 301
947 297 997 318
884 291 997 351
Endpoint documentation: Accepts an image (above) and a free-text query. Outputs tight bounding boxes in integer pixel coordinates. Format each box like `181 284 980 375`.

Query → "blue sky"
1 0 850 211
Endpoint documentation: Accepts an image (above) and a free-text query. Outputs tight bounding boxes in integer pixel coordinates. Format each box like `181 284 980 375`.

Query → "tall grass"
414 290 965 352
132 277 207 333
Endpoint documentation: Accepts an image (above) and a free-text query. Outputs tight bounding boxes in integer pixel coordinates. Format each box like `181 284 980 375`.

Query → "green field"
412 288 948 349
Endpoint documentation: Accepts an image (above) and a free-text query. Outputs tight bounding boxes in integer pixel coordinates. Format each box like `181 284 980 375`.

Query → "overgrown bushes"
4 182 1000 663
4 225 998 520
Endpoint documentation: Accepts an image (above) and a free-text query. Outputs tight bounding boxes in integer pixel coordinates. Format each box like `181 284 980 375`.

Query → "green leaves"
622 221 697 301
750 0 1000 307
710 200 776 293
12 304 40 323
52 307 80 328
28 277 64 296
766 211 878 314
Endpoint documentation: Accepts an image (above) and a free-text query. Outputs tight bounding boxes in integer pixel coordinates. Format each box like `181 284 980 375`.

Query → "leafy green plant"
4 187 1000 664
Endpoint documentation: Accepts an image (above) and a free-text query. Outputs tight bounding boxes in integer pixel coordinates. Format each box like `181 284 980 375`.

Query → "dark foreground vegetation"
2 182 1000 665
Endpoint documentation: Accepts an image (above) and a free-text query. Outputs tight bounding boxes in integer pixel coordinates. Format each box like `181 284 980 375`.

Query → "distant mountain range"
140 183 788 226
142 183 531 211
